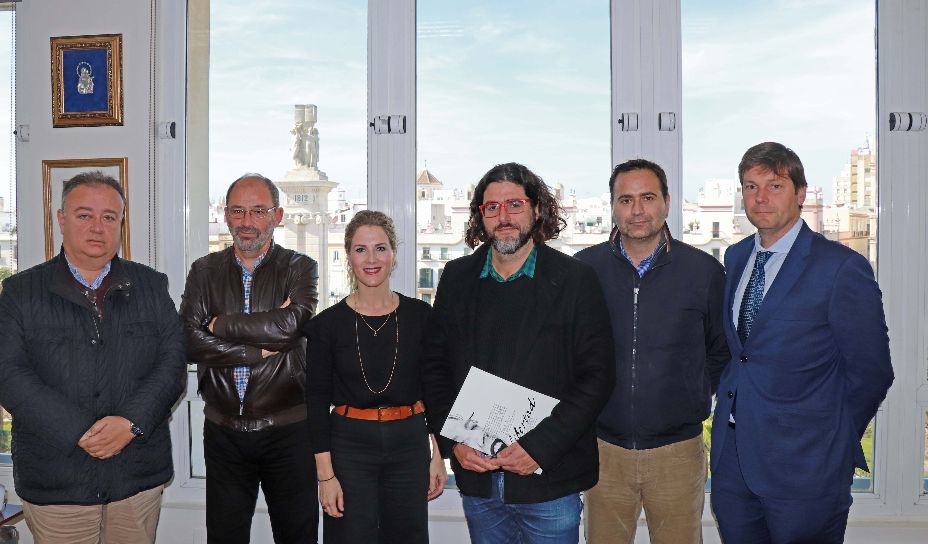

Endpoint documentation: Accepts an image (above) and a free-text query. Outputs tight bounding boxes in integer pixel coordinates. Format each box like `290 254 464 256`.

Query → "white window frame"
877 0 928 518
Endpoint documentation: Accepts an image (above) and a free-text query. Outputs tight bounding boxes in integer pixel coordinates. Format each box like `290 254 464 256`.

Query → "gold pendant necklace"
358 312 391 337
355 308 399 395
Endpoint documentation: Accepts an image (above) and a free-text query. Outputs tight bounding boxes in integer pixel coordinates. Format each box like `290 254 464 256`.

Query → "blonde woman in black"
305 210 447 543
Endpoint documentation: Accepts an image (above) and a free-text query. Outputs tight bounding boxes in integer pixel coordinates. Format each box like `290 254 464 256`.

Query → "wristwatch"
129 422 144 438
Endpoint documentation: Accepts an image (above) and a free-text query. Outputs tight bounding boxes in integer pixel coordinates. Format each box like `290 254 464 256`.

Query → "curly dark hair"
464 162 566 249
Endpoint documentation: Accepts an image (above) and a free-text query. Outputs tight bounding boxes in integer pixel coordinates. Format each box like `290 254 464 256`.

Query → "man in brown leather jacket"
180 173 319 544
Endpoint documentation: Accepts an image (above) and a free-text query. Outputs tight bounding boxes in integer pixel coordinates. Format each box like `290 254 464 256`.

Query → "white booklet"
440 367 559 473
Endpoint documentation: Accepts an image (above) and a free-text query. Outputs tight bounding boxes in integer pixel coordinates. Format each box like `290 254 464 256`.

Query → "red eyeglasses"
479 198 531 218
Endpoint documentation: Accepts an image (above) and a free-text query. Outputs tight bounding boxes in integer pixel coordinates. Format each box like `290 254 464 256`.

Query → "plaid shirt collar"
234 248 268 314
480 245 537 282
616 230 666 278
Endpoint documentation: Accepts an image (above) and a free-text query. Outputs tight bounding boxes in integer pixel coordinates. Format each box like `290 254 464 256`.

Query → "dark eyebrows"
616 191 658 200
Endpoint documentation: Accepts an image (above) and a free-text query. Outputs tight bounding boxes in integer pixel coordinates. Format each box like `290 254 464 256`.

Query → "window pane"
853 417 875 492
683 0 876 265
416 0 611 263
189 399 207 479
207 0 367 309
191 0 367 475
683 0 878 492
417 0 611 486
0 6 16 464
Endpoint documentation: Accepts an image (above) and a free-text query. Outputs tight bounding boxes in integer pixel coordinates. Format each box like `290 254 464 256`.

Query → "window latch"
371 115 406 135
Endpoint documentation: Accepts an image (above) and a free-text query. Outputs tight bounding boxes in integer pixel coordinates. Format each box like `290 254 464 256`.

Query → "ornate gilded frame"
50 34 124 127
42 158 131 260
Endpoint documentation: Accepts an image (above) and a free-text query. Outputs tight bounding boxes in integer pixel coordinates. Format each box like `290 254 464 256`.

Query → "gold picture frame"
42 158 131 261
50 34 124 127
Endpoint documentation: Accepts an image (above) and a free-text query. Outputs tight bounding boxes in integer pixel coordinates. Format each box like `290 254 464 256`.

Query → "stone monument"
276 104 339 309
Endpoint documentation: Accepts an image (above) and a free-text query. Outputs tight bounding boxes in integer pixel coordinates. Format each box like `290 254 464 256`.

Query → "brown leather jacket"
179 243 318 429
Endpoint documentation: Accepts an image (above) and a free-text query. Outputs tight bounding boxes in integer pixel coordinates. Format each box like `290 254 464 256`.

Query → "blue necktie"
737 251 773 345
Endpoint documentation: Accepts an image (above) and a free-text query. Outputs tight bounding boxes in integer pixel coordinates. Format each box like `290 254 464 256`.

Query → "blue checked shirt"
616 232 666 278
232 251 267 403
479 246 537 282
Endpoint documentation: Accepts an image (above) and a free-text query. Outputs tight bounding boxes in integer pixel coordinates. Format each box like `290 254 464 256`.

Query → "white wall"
14 0 158 270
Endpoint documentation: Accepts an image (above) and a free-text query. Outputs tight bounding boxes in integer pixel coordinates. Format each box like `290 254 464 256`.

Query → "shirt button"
740 356 748 363
727 391 734 398
91 339 97 345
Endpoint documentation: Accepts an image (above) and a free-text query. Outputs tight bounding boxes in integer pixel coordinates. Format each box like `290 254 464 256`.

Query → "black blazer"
422 242 615 503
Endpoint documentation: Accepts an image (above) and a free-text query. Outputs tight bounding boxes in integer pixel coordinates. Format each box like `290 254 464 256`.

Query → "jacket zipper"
627 240 665 450
89 283 118 345
631 280 640 449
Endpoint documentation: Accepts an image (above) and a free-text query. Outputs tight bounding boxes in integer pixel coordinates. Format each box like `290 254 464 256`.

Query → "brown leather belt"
333 400 425 422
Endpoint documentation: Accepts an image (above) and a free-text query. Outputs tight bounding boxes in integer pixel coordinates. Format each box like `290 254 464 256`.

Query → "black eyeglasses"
479 198 531 218
226 206 278 220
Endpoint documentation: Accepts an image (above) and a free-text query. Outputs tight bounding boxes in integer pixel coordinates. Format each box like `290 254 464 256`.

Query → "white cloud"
681 1 876 201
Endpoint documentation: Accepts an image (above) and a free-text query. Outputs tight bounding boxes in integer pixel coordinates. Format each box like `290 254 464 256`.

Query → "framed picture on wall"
42 158 131 261
50 34 124 127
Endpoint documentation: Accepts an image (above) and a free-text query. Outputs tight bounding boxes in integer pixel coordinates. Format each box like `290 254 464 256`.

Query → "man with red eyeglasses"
422 162 615 544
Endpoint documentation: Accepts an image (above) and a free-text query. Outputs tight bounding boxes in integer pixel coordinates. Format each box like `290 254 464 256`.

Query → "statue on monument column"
307 127 319 169
291 121 309 168
290 104 320 169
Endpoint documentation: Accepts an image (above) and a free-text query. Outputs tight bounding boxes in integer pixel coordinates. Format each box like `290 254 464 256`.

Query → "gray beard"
232 225 274 253
491 229 532 255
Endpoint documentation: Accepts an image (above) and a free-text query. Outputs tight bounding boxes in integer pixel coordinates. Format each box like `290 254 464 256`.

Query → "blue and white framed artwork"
50 34 123 127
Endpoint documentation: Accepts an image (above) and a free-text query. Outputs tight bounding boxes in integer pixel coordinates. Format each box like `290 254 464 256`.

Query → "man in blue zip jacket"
576 159 729 543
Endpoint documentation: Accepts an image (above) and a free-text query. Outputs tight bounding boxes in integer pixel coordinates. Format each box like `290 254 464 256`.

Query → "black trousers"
205 420 319 544
323 412 430 544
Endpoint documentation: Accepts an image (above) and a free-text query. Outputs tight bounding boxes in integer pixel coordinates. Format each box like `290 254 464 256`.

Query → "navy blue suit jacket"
710 223 893 499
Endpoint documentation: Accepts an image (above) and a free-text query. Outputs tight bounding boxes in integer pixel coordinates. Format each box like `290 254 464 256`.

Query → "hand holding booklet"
440 367 559 474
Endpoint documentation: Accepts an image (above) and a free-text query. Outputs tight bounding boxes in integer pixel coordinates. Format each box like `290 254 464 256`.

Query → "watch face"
130 423 143 437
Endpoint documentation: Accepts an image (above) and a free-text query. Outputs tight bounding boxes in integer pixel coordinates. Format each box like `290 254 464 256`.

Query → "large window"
170 0 924 523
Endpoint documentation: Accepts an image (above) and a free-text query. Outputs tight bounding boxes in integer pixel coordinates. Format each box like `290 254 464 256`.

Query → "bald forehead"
228 177 274 204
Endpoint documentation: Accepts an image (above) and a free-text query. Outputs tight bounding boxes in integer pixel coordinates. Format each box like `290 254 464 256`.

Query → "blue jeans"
461 472 582 544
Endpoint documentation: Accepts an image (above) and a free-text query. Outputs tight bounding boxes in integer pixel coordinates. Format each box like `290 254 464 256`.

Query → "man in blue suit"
710 142 893 543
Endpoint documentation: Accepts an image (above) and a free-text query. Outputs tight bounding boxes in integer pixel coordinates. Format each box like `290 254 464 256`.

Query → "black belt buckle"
232 416 270 432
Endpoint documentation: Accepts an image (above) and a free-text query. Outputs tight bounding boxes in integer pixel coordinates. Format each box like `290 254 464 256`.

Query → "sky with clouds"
0 0 876 209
